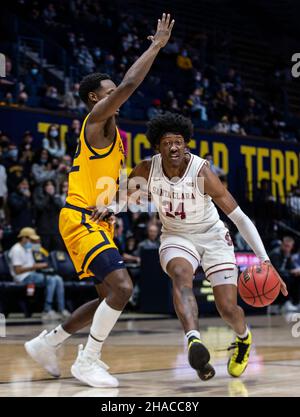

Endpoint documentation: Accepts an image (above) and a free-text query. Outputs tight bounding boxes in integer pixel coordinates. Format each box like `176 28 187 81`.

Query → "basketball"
238 263 281 307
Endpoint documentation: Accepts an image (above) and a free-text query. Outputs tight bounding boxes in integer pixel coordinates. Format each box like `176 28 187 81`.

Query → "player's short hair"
79 73 112 104
146 112 193 147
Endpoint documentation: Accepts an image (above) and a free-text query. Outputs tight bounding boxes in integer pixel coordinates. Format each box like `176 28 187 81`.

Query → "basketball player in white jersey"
123 112 288 380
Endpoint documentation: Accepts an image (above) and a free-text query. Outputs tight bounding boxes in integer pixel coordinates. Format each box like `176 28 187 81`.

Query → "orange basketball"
238 263 281 307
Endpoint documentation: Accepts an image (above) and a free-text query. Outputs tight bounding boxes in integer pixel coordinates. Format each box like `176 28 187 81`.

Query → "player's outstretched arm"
200 164 288 296
88 13 175 124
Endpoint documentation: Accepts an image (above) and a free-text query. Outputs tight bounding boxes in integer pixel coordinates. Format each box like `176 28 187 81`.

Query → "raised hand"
147 13 175 48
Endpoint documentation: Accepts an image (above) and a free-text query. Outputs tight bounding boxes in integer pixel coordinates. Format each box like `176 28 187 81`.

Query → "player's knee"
170 264 192 284
112 273 133 302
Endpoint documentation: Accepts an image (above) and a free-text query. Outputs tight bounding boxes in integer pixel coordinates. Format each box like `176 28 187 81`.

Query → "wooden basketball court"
0 314 300 397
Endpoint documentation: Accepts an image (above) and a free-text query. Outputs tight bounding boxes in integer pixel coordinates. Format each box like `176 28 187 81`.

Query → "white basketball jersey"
147 153 220 233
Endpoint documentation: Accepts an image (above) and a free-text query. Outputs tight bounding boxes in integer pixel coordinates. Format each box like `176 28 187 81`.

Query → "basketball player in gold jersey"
24 13 175 388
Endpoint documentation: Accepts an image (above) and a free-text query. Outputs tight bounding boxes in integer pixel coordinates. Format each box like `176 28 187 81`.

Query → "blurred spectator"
42 86 62 111
287 185 300 217
43 3 57 26
0 225 4 253
56 155 72 185
135 223 160 256
269 236 300 312
123 233 140 265
77 45 95 73
0 163 7 214
42 124 66 158
33 179 64 251
114 217 126 254
177 49 193 70
7 178 34 234
147 99 163 120
63 83 86 114
59 180 68 205
31 149 57 185
65 119 81 157
8 227 68 320
3 143 25 191
230 116 246 135
213 115 231 134
188 89 208 121
204 153 225 177
24 64 44 97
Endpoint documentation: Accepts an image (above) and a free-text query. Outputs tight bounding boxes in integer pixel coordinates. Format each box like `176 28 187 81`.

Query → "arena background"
1 0 300 398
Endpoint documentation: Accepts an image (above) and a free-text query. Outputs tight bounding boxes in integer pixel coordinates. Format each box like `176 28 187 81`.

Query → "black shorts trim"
81 231 111 272
64 202 92 216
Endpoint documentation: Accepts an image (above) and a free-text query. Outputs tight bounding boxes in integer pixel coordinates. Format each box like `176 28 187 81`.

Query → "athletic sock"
83 299 122 360
45 325 71 347
236 326 249 340
186 330 201 345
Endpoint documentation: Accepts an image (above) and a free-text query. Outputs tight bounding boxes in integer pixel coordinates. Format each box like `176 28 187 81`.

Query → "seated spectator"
42 86 63 111
213 115 231 134
230 116 246 135
42 124 66 158
287 185 300 217
31 149 57 185
33 179 64 251
7 177 34 234
8 227 69 320
65 119 81 157
188 89 208 121
269 236 300 313
136 223 160 256
3 143 26 191
76 44 95 73
203 153 225 177
63 84 86 114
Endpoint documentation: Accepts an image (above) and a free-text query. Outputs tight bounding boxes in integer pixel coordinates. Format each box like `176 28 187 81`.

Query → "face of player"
159 133 186 167
92 79 120 115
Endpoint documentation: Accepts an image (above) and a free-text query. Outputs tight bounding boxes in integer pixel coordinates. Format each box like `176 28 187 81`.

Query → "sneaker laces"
228 341 249 364
77 345 109 371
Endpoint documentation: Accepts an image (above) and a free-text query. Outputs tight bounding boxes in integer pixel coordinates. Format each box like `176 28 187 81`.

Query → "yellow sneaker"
227 330 252 378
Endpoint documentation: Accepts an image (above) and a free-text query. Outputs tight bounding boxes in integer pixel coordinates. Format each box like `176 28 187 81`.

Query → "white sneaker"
71 345 119 388
24 330 61 377
60 309 71 319
42 310 61 321
281 301 299 313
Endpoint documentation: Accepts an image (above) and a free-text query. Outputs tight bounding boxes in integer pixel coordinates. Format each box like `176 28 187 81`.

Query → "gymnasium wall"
1 106 300 202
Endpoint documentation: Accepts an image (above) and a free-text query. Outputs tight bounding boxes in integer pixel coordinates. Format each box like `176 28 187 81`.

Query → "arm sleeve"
227 206 269 262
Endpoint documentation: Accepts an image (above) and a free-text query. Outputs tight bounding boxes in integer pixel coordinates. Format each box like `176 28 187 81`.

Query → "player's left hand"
87 206 114 224
262 260 288 296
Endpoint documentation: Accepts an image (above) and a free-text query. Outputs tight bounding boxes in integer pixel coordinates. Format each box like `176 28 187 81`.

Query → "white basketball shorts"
159 220 238 287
